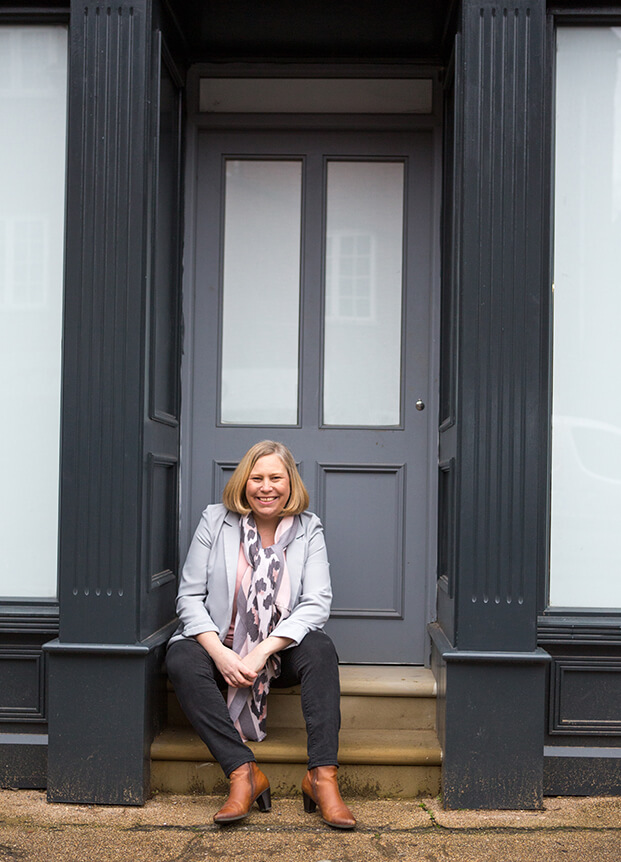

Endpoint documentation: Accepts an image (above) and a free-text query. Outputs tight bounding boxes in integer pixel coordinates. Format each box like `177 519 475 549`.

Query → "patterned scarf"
227 513 299 742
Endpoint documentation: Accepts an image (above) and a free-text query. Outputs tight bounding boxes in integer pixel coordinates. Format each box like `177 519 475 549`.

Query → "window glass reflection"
323 161 404 427
220 160 302 425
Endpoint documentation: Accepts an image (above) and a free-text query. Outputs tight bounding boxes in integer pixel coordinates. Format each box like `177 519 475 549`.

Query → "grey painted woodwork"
171 0 452 61
544 747 621 795
440 0 549 654
46 0 180 804
58 0 153 644
183 129 437 663
434 0 550 808
432 624 549 810
0 734 47 790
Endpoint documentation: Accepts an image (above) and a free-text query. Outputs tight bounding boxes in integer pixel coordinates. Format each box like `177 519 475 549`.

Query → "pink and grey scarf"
227 513 299 741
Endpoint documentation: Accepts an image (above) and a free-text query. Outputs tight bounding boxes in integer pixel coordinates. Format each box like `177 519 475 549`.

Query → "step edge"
151 748 443 767
165 668 437 698
151 730 443 767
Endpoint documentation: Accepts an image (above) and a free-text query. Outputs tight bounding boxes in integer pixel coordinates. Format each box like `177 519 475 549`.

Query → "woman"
167 440 355 829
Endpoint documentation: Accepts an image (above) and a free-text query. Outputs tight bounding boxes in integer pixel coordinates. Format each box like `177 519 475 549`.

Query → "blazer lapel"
223 511 241 602
285 517 306 604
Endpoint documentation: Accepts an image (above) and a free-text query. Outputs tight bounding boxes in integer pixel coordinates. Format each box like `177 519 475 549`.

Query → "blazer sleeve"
270 513 332 645
174 506 221 638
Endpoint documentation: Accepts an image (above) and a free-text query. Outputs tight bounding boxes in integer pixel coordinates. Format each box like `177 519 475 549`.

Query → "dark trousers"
166 630 341 778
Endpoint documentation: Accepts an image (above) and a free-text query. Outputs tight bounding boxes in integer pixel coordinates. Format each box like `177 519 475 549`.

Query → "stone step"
151 759 441 799
153 726 441 766
153 665 441 798
151 726 442 798
167 665 437 731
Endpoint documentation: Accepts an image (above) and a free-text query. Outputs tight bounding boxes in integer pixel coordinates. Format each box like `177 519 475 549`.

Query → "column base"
44 631 171 805
430 623 550 809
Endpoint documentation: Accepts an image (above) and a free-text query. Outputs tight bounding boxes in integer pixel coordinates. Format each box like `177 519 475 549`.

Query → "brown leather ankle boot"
213 761 271 824
301 765 356 829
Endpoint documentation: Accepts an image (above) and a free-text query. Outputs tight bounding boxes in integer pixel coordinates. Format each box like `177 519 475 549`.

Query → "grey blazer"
168 503 332 649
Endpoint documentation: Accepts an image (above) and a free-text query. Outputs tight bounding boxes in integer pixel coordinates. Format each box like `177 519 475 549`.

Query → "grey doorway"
182 129 437 663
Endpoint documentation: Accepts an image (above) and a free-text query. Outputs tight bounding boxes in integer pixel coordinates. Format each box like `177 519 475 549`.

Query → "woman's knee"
298 630 339 666
166 639 209 685
165 642 188 682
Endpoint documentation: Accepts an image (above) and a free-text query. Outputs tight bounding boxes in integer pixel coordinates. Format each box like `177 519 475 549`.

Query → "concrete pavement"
0 790 620 861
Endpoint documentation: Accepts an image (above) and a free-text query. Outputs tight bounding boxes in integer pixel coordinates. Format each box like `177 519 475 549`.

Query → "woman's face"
245 453 291 523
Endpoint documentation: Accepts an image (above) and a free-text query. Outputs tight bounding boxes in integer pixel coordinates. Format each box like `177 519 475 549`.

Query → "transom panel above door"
184 130 436 663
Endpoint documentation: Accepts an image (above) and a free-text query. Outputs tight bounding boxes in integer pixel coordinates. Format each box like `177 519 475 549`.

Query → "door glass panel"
323 160 404 426
221 159 302 425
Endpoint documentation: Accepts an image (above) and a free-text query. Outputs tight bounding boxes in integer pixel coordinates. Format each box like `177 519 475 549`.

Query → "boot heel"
255 787 271 812
303 791 317 814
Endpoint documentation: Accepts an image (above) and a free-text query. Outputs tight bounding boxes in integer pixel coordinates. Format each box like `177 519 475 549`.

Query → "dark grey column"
434 0 551 809
45 0 180 805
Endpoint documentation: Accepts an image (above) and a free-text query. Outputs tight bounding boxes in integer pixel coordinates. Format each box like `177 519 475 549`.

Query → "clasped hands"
214 642 271 688
195 631 294 689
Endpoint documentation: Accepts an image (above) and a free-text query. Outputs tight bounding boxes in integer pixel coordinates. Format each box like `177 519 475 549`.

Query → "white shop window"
0 26 67 600
550 26 621 608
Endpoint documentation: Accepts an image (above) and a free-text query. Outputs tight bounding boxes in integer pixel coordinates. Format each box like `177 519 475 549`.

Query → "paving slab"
0 790 620 862
426 793 621 829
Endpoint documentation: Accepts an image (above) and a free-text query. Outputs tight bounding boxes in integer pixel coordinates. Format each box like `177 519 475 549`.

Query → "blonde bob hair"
222 440 309 516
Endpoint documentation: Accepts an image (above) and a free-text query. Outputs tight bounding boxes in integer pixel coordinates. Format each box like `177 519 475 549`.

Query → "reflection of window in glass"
220 159 302 426
323 160 404 427
325 233 375 321
550 26 621 610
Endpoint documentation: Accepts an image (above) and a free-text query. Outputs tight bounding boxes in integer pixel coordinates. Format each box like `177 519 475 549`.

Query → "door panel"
320 464 406 616
186 130 435 662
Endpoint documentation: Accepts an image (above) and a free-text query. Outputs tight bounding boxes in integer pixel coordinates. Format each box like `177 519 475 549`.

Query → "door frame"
180 64 443 664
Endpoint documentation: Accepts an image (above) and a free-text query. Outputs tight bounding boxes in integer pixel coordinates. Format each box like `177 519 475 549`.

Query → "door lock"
415 399 425 411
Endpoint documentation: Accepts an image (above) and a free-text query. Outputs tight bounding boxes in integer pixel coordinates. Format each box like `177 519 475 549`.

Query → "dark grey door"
183 130 435 663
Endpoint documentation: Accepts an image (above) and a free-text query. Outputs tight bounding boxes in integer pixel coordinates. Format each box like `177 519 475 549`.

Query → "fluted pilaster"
454 1 548 650
59 1 152 643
